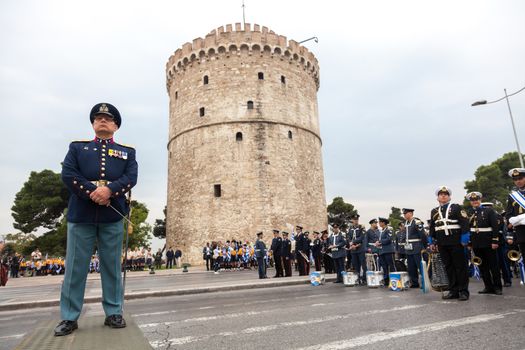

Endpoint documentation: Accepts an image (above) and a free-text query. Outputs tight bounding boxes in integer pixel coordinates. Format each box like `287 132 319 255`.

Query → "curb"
0 276 337 312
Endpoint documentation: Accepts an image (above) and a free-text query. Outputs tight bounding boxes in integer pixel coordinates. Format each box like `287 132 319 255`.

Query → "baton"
108 203 134 228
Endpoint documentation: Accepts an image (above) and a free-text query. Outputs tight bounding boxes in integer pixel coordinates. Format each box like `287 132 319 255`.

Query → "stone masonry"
165 23 327 265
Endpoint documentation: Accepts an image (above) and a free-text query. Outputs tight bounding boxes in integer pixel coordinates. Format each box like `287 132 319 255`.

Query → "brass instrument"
471 254 482 266
507 249 522 262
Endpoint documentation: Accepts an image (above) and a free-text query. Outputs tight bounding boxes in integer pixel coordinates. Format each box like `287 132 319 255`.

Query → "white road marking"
132 310 176 317
296 309 525 350
198 306 215 310
148 303 424 348
0 334 25 340
140 310 266 328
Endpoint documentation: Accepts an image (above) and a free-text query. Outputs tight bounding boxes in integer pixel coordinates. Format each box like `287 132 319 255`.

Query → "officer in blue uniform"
401 208 425 288
255 232 268 279
347 214 367 285
270 230 283 278
376 217 395 286
366 219 380 254
54 103 138 336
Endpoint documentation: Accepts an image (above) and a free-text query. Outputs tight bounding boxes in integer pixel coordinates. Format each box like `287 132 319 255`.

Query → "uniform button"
86 190 90 194
127 184 131 188
102 145 106 148
116 192 119 196
122 188 125 192
101 167 105 171
80 185 84 189
102 158 106 161
73 180 77 184
101 173 105 177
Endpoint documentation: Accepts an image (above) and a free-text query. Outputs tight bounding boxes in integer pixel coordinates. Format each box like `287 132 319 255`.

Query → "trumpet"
471 255 482 266
507 249 522 262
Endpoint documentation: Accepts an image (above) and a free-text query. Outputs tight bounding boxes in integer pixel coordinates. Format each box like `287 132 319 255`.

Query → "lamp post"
298 37 319 44
472 86 525 168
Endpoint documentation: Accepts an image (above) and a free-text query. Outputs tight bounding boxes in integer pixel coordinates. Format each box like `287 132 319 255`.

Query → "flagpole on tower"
242 0 246 27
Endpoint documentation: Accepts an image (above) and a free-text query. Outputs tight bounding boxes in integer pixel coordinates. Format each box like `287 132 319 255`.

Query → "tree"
464 152 520 211
4 232 37 256
388 207 404 232
152 206 167 239
327 197 358 228
126 200 153 249
11 170 69 233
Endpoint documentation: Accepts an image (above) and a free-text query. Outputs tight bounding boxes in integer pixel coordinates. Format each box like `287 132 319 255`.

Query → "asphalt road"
1 279 524 350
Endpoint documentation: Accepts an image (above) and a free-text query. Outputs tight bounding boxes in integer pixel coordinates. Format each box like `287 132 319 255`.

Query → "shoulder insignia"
114 142 135 149
71 140 91 143
461 210 468 218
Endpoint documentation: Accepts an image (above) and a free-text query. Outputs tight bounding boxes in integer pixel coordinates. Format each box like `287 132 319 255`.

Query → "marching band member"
270 230 283 277
254 232 268 279
376 217 395 286
321 230 334 274
348 214 367 285
281 232 293 277
429 186 470 301
401 208 425 288
366 219 380 255
466 192 502 295
312 231 323 272
505 168 525 261
328 223 346 283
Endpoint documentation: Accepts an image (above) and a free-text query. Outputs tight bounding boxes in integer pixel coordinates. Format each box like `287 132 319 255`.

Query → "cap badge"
513 169 520 176
99 103 109 113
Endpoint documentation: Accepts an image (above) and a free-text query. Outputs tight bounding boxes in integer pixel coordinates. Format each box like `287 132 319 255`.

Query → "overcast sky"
1 0 524 245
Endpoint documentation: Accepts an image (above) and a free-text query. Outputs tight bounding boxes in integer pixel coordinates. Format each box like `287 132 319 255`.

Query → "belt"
407 239 420 243
436 219 458 223
470 228 493 233
91 180 112 187
435 225 461 231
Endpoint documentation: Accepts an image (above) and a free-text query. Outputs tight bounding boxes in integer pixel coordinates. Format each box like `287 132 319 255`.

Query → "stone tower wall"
165 23 326 264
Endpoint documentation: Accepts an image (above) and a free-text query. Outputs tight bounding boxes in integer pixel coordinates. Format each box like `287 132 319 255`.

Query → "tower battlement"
166 23 320 91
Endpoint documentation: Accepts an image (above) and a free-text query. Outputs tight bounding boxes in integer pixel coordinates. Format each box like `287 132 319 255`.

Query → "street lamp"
472 86 525 168
298 37 319 44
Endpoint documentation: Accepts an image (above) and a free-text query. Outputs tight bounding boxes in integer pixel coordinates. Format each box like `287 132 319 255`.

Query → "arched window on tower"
258 72 264 80
203 75 209 85
199 107 205 117
236 132 243 141
281 75 286 84
288 130 293 139
247 101 254 110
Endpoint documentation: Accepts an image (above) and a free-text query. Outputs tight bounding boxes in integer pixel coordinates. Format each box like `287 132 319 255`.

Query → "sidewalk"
0 267 335 311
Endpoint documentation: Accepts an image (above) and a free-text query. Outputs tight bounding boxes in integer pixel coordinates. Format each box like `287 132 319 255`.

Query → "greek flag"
519 257 525 286
472 264 481 281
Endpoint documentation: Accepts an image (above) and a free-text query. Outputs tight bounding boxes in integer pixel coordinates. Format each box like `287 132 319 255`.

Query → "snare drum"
343 271 359 286
366 270 383 288
389 271 410 291
310 271 325 286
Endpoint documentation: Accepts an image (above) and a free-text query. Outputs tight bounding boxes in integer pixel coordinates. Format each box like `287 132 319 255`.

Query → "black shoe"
503 282 512 287
442 292 459 300
333 280 342 283
458 292 469 301
494 289 503 295
104 314 126 328
410 285 420 289
54 320 78 336
478 288 494 294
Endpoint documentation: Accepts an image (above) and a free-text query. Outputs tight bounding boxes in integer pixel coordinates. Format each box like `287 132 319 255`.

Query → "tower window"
258 72 264 80
281 75 286 84
214 184 221 197
175 91 178 99
199 107 205 117
288 130 293 139
247 101 254 110
203 75 209 85
236 132 243 141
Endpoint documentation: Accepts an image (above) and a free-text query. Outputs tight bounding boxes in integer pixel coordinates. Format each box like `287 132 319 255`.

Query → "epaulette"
71 140 91 143
115 142 135 149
